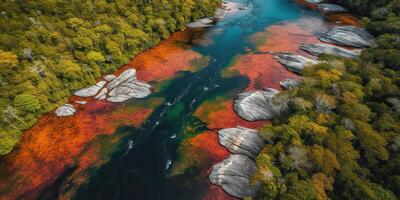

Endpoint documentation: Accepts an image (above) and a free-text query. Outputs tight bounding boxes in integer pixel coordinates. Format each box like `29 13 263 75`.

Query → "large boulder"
319 26 374 48
54 104 76 116
318 4 347 12
186 17 214 28
280 78 300 89
218 126 264 158
300 43 360 58
107 80 151 103
106 69 137 90
277 53 318 73
73 81 106 97
209 155 260 198
234 88 288 121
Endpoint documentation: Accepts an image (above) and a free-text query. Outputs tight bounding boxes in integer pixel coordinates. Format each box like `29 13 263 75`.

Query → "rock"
234 88 288 121
318 4 347 12
104 74 116 81
218 126 264 158
106 69 137 90
197 17 213 24
73 81 106 97
186 17 214 28
107 80 151 103
277 53 318 73
74 101 87 105
54 104 76 116
300 43 360 58
280 79 300 89
209 155 260 198
95 88 108 100
186 21 212 28
320 26 374 48
306 0 323 3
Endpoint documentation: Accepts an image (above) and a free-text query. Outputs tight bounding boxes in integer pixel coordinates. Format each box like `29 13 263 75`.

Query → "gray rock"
197 17 213 24
277 53 318 73
104 74 116 81
186 17 214 28
318 4 347 12
300 43 360 58
54 104 76 116
320 26 374 48
107 80 151 103
234 88 288 121
95 88 108 100
106 69 136 90
73 81 105 97
74 101 87 105
280 79 301 89
306 0 323 3
218 126 264 158
209 155 260 198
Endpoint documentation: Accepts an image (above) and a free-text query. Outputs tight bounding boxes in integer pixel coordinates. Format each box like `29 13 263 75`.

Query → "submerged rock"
318 4 347 12
280 78 301 89
320 26 374 48
277 53 318 73
209 154 260 198
300 43 360 58
307 0 323 3
218 126 264 158
54 104 76 116
234 88 288 121
73 81 106 97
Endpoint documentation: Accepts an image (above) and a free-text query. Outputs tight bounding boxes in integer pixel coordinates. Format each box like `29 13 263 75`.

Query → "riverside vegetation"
0 0 220 155
253 0 400 199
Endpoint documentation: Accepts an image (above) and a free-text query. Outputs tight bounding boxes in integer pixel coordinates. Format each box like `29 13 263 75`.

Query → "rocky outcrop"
318 4 347 12
54 104 76 116
234 88 288 121
307 0 323 3
218 126 264 158
280 78 300 89
186 17 214 28
209 155 260 198
300 43 360 58
106 69 137 90
107 80 151 102
73 81 107 97
277 53 318 73
320 26 374 48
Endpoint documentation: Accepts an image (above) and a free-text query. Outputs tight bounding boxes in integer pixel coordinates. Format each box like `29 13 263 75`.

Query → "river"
0 0 358 199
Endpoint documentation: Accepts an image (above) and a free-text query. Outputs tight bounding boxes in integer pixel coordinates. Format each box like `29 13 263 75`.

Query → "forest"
0 0 220 155
253 0 400 199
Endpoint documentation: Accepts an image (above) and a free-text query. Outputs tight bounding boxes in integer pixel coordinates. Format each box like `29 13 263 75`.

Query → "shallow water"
0 0 351 199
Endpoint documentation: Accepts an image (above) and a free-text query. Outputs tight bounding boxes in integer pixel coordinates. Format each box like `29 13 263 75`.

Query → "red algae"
172 131 230 178
0 98 161 200
125 31 204 83
224 18 324 91
194 97 266 130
